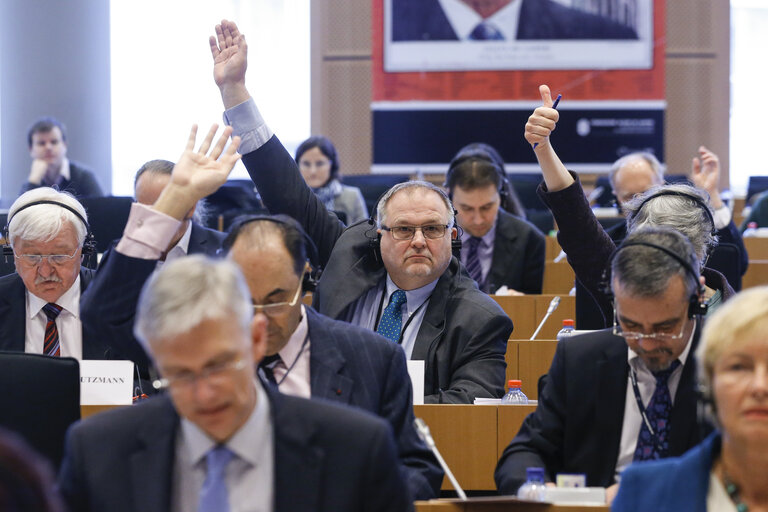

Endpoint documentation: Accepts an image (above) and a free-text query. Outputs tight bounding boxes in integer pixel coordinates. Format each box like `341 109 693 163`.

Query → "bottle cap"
526 467 546 481
509 379 522 387
562 319 575 327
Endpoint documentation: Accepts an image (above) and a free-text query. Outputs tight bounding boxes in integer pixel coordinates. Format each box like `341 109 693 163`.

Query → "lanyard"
274 326 310 387
629 366 658 438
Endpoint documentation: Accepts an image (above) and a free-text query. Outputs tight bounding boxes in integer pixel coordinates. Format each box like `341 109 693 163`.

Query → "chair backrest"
78 196 134 254
0 352 80 469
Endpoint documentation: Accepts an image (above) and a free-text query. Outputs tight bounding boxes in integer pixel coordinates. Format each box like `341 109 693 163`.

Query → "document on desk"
407 360 424 405
79 360 134 405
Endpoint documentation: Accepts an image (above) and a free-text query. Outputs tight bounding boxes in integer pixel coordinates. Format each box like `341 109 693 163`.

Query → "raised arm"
209 19 345 266
525 85 573 192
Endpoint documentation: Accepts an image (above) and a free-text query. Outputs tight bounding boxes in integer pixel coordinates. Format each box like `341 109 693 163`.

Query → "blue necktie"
465 237 484 290
199 445 234 512
633 360 681 461
377 290 407 343
469 21 505 40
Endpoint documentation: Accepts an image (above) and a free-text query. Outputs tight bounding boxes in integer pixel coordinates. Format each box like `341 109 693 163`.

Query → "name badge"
79 360 134 405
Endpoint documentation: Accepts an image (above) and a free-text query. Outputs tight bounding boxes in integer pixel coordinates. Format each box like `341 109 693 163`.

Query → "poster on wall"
371 0 666 174
384 0 654 72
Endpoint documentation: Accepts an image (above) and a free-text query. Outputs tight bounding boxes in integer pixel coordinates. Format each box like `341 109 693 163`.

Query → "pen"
533 93 562 149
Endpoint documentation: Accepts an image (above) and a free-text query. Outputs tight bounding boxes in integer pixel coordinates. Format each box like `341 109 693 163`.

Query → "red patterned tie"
42 303 63 357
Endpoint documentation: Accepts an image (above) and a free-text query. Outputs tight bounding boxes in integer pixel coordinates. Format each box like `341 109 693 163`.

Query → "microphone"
530 296 560 340
414 418 467 501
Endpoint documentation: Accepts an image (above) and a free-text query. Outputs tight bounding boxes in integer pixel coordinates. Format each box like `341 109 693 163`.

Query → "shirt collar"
277 305 309 364
627 317 696 371
28 274 81 319
438 0 521 40
164 221 193 263
181 378 271 468
60 158 71 181
384 274 438 316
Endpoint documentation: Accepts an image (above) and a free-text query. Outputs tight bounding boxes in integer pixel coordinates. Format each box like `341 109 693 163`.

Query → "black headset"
365 187 462 264
2 199 97 263
604 239 708 319
631 189 717 237
221 214 321 292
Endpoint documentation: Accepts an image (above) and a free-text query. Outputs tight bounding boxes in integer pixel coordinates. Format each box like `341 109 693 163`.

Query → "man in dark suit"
225 215 442 499
444 147 545 294
210 20 512 404
59 254 412 512
392 0 638 42
19 117 103 198
495 227 711 504
0 187 109 359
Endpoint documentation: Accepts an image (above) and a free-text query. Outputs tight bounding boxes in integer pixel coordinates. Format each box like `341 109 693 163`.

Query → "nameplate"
407 360 424 405
79 360 134 405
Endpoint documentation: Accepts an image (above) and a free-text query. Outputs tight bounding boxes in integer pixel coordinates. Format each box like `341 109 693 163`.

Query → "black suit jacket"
392 0 638 41
483 209 545 294
494 328 708 493
0 268 111 359
304 307 442 499
58 389 413 512
242 135 512 404
188 222 227 255
19 161 104 199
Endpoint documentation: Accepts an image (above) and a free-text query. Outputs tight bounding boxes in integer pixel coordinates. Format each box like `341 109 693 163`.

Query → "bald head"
610 153 664 211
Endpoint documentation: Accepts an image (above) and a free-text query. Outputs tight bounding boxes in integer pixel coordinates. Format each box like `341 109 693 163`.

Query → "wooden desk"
491 295 575 341
414 404 537 491
743 261 768 289
542 262 575 295
416 499 607 512
745 237 768 260
545 236 563 261
513 340 557 400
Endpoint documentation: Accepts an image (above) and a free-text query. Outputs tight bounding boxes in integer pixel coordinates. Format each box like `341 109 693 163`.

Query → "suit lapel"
307 310 354 404
319 251 384 322
594 334 629 482
669 323 703 454
130 397 178 512
0 274 27 352
270 390 323 512
487 211 519 291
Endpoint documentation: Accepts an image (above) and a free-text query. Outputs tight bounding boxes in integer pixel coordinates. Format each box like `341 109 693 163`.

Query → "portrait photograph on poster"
384 0 653 72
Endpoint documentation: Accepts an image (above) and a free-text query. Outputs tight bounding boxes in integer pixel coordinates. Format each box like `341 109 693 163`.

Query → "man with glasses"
495 227 711 504
59 255 413 512
211 19 512 404
0 187 109 358
224 214 442 499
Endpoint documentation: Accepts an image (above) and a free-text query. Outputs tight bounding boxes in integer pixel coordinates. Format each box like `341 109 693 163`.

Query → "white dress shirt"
438 0 522 40
25 275 83 359
272 305 312 398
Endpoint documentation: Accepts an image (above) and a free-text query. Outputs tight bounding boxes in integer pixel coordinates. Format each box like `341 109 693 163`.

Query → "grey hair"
611 226 700 299
134 255 253 350
624 183 717 267
608 152 664 191
8 188 87 247
375 181 454 228
133 159 208 225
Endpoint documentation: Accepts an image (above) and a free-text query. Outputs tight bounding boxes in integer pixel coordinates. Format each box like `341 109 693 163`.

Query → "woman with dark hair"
295 136 368 224
0 428 64 512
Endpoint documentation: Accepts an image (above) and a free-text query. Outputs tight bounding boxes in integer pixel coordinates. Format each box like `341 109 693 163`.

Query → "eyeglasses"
612 306 689 342
14 247 80 267
252 271 305 317
380 224 450 241
153 358 247 391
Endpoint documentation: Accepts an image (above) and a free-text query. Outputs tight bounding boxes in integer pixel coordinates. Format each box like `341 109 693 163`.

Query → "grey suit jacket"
242 135 512 404
58 389 413 512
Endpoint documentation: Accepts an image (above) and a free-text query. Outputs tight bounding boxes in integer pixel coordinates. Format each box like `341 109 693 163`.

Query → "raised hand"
690 145 723 208
154 125 241 220
209 19 251 108
525 85 559 150
28 159 49 185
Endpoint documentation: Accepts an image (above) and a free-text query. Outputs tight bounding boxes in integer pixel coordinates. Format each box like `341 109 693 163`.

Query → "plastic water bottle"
556 319 575 341
517 467 547 501
501 379 528 404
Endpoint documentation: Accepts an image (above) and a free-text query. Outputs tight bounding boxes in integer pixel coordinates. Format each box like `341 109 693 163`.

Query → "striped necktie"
42 303 63 357
465 236 484 289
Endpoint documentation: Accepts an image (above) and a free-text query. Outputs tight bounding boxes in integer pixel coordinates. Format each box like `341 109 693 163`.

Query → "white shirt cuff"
712 205 731 231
